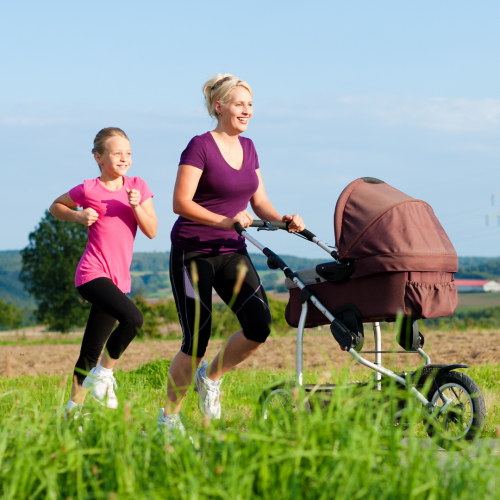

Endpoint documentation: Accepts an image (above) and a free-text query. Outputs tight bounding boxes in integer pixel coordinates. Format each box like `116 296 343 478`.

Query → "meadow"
1 358 499 499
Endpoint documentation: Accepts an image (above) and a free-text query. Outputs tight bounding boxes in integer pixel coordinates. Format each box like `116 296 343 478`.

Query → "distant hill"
458 256 498 268
455 258 500 281
0 251 35 309
0 250 328 306
3 249 500 311
129 252 327 296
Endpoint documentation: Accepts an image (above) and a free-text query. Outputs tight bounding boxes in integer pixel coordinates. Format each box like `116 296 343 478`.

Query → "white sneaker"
157 408 186 436
82 367 119 409
194 360 223 420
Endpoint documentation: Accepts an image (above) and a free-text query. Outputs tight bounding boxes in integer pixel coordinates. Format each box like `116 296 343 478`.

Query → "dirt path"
1 328 498 378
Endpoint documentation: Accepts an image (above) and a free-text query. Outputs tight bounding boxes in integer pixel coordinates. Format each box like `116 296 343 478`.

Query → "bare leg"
208 330 261 381
164 331 261 414
165 351 202 415
99 351 118 369
69 351 118 404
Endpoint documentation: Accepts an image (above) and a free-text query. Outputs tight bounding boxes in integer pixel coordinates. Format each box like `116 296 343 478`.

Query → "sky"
1 0 500 258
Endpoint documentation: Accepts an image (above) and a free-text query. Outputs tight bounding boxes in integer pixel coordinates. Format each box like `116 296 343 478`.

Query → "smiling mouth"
237 117 248 124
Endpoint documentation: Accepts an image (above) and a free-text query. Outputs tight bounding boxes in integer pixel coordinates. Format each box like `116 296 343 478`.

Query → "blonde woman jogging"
50 127 157 416
159 74 305 434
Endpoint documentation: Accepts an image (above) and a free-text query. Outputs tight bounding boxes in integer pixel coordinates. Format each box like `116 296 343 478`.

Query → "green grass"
0 360 499 499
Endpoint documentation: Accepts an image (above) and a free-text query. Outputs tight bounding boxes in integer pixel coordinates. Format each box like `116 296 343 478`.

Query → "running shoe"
82 367 119 409
157 408 186 436
194 360 223 419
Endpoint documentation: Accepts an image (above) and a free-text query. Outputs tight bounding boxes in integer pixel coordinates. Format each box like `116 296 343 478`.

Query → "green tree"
0 299 22 330
20 210 90 332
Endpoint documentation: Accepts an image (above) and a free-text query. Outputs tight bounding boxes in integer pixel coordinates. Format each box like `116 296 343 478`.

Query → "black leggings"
74 278 143 384
170 245 272 358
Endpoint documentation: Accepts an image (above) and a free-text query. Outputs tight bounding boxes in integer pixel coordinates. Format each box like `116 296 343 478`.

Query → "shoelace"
96 373 117 390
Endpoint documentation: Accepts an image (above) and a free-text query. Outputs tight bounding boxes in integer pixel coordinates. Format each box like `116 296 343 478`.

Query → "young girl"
50 127 157 414
159 74 305 434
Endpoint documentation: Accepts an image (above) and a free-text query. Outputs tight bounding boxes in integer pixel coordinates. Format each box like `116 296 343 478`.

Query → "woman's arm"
173 165 253 228
126 190 158 239
49 193 99 226
250 170 305 232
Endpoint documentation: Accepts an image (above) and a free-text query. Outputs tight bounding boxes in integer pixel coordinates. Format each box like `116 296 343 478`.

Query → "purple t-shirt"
171 132 260 254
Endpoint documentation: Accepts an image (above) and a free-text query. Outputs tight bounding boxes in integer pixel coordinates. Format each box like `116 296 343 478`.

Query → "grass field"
0 360 499 499
458 293 500 311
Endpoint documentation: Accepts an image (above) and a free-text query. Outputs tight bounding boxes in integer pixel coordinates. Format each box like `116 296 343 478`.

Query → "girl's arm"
126 190 158 239
49 193 99 226
250 170 305 232
173 165 253 228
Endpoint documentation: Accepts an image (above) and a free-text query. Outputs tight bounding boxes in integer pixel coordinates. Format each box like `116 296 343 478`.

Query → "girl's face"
95 136 132 178
216 86 253 134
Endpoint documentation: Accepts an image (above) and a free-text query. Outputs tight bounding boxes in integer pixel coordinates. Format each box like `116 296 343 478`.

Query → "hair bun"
202 74 252 119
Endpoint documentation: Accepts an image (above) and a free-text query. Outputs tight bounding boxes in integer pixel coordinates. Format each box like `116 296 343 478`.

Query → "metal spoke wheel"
425 371 486 450
259 383 311 429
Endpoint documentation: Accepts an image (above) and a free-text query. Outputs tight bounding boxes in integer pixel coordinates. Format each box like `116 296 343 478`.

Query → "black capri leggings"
170 245 272 358
74 277 143 384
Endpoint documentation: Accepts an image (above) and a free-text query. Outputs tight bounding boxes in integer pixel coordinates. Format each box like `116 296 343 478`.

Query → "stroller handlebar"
234 220 317 241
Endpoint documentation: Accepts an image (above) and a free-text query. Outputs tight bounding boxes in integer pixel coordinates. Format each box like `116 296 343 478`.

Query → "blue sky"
1 1 500 258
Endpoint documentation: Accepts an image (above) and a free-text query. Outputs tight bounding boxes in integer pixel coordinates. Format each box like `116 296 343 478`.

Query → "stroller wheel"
258 382 311 429
424 371 486 450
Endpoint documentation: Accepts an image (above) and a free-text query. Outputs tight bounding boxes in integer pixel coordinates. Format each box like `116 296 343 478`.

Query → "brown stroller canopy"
334 178 458 279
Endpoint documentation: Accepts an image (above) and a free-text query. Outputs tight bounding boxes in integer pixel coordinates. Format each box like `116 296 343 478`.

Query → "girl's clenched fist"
77 207 99 227
126 188 141 209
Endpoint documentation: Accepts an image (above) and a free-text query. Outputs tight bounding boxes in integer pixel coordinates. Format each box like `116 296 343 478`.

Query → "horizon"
1 248 499 260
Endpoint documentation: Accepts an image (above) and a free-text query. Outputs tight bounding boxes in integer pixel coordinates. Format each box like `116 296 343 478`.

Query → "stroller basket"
284 177 458 328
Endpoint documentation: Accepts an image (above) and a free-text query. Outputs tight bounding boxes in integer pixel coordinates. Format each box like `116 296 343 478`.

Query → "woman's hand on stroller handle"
231 210 254 229
282 214 305 233
234 219 317 242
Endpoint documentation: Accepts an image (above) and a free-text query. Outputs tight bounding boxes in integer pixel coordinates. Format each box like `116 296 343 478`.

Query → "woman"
50 127 157 415
158 74 304 434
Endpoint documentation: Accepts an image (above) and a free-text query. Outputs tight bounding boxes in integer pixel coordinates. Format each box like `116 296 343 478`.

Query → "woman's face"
95 136 132 178
217 86 253 134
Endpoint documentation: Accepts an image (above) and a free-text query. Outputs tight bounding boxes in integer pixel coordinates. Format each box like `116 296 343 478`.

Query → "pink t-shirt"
69 177 153 293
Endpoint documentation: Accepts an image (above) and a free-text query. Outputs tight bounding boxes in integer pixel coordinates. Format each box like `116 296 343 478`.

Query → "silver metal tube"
241 231 266 252
417 348 432 365
296 302 308 387
373 322 382 390
348 348 430 406
312 237 336 257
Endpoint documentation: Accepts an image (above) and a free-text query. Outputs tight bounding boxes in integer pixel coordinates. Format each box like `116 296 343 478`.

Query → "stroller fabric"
285 178 458 327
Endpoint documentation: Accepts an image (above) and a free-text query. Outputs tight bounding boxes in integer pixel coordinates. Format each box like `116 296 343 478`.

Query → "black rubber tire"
425 371 486 450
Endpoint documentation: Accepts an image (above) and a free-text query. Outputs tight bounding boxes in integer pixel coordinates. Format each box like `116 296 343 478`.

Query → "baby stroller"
235 177 485 449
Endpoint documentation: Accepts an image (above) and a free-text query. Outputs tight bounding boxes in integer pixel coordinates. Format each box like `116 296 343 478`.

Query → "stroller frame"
236 220 465 417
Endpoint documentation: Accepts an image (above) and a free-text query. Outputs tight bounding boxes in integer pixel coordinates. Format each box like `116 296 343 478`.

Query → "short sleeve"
138 179 154 204
68 184 85 207
179 136 207 171
243 137 259 170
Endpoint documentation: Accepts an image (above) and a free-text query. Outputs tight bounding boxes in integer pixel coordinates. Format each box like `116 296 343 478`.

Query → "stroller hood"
334 178 458 279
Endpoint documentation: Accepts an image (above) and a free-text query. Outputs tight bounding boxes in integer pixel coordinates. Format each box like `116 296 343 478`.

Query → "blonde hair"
91 127 129 172
202 74 253 119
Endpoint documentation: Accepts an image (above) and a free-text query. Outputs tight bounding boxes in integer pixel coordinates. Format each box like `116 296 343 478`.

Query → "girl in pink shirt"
50 127 157 415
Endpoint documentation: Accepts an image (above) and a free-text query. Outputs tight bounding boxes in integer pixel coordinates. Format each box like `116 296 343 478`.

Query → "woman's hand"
282 214 305 233
76 208 99 227
231 210 254 229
